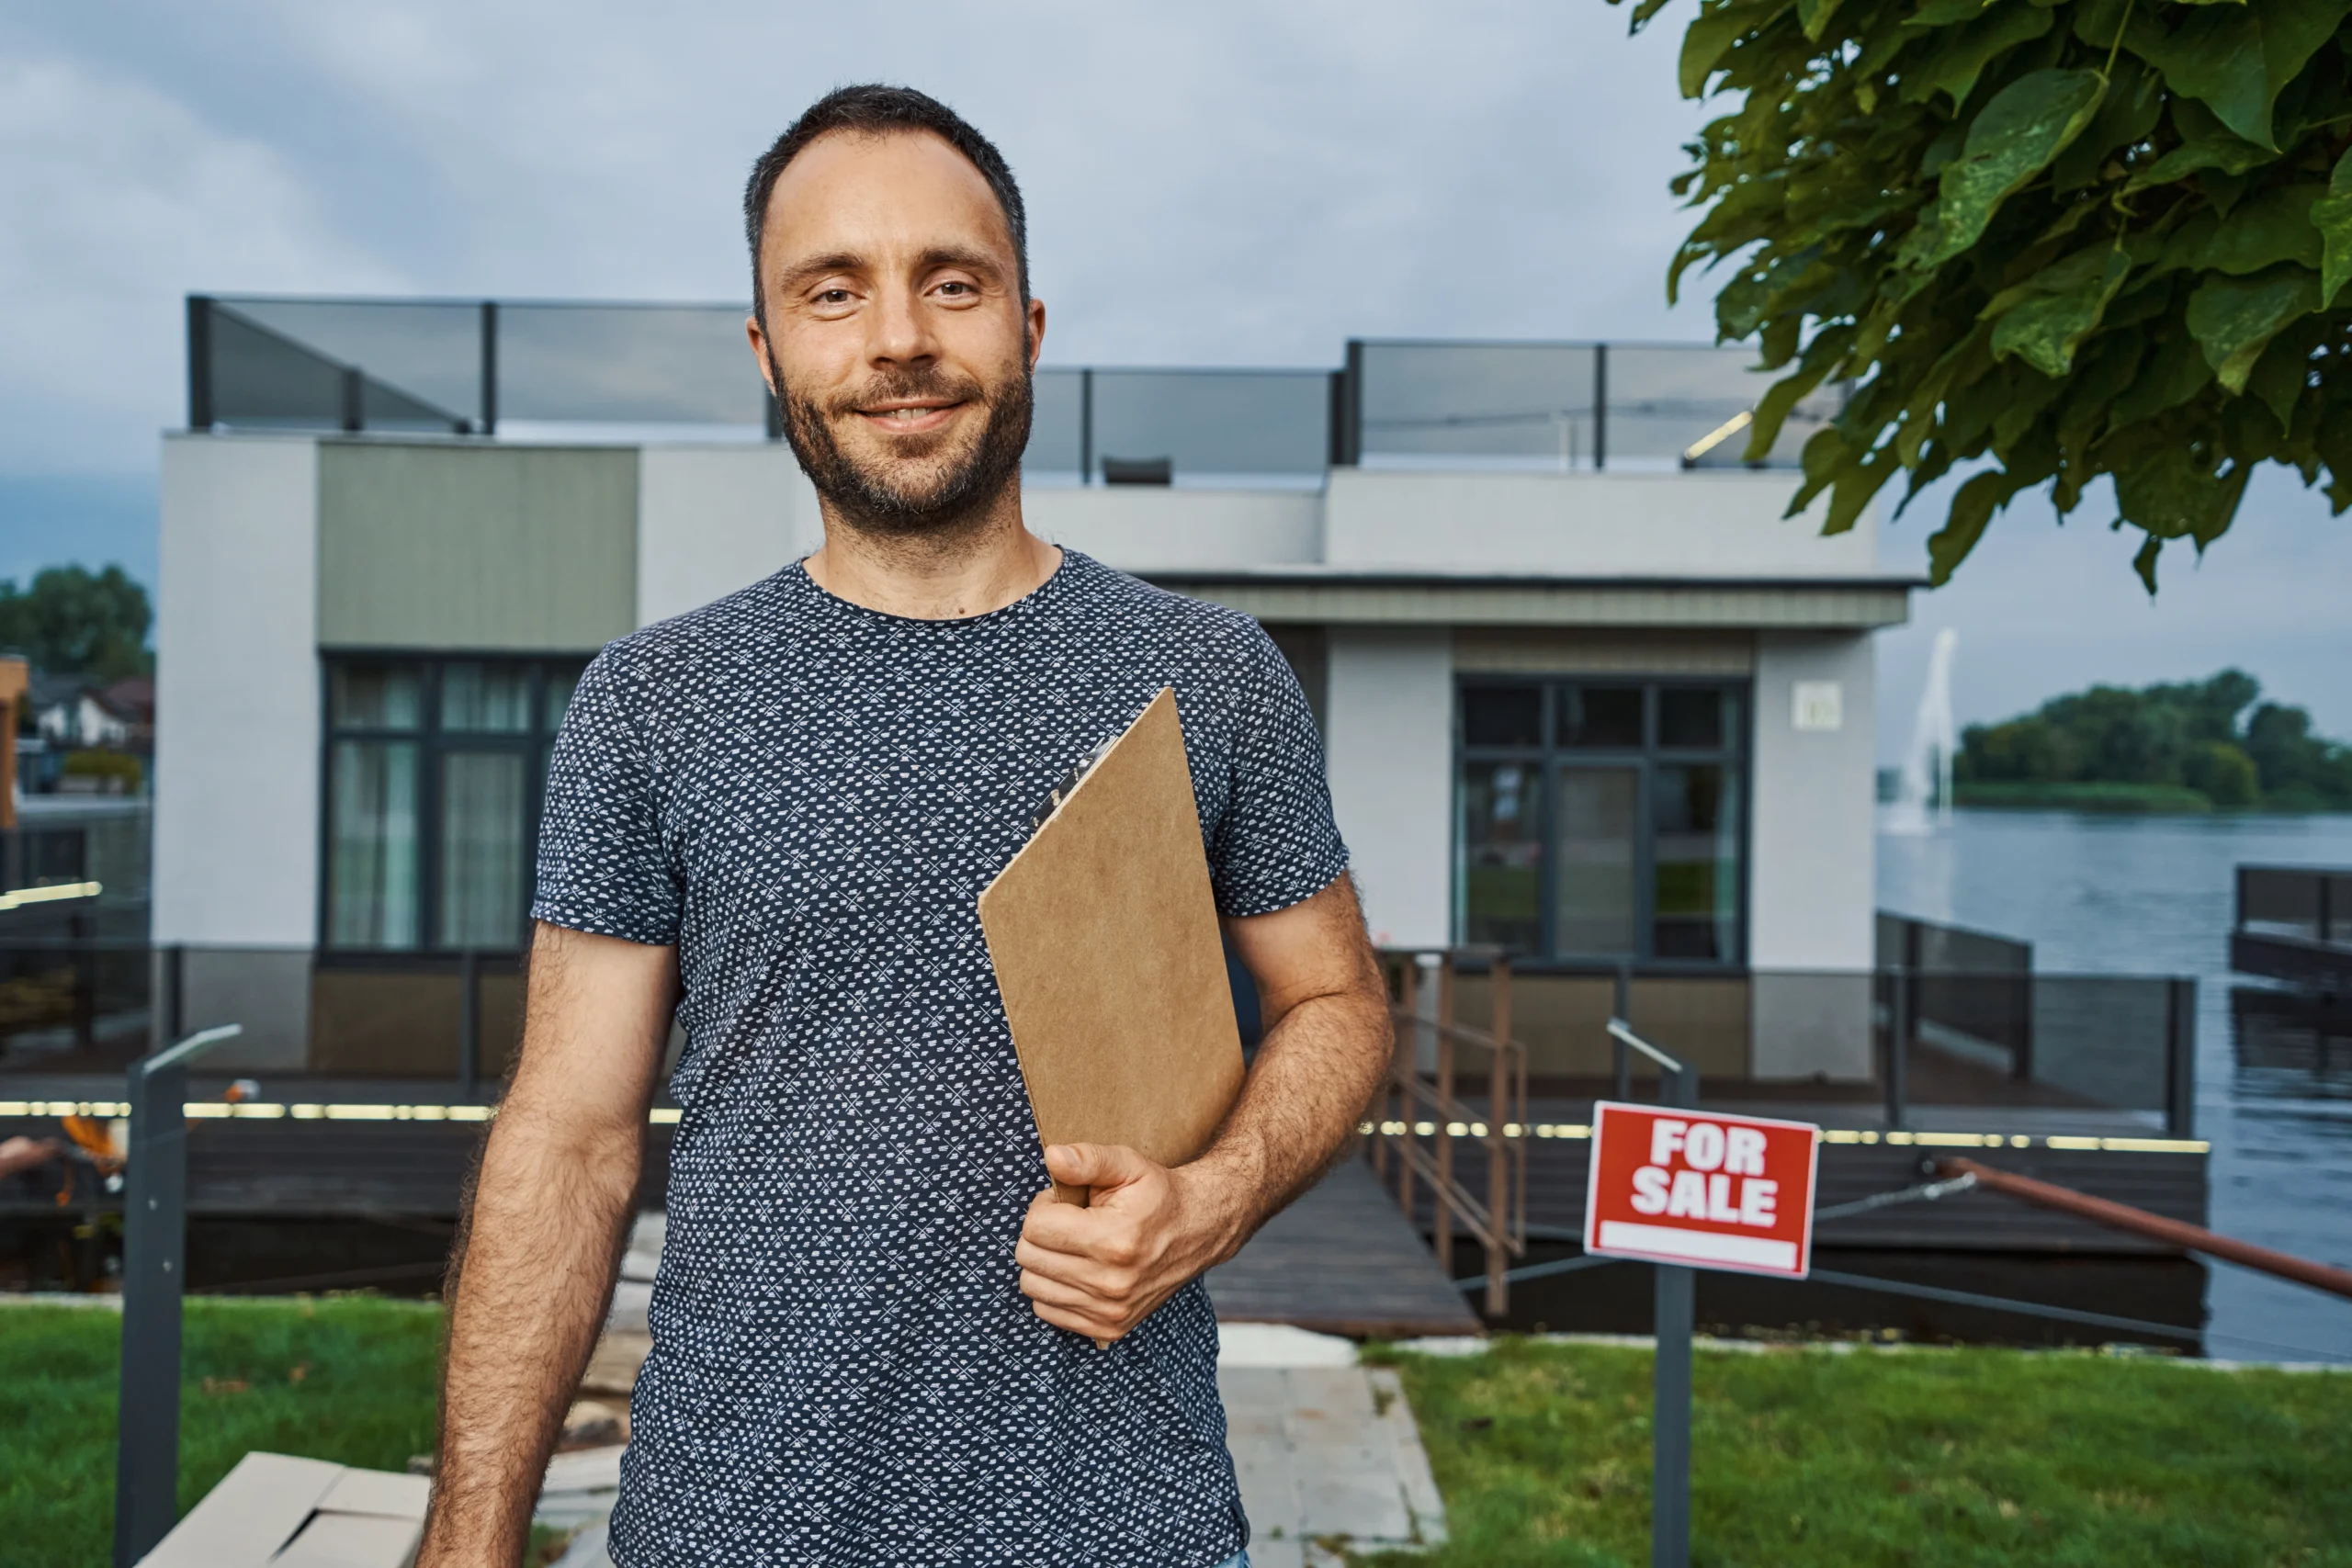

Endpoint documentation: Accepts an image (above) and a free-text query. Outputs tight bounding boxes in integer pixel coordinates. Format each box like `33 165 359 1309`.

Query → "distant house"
28 673 142 751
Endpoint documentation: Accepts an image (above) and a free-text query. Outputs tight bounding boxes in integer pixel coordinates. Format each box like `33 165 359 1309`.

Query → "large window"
1457 678 1747 964
322 656 585 952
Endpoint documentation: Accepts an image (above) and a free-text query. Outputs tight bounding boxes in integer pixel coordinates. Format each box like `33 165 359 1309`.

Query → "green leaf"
2314 145 2352 305
1926 466 2034 584
2052 54 2162 193
1898 4 2053 109
2124 97 2277 190
2186 265 2322 393
1679 0 1788 97
1916 69 2108 268
2199 184 2324 275
1907 0 1995 26
2111 444 2251 553
1986 247 2132 378
2132 534 2165 593
1796 0 1843 41
2109 330 2217 425
2245 319 2324 431
2124 0 2348 151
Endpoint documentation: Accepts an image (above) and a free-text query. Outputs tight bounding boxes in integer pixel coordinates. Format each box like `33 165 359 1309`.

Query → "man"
417 85 1391 1568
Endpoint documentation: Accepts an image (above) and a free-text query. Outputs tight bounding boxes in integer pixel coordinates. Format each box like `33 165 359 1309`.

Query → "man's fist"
1014 1143 1243 1343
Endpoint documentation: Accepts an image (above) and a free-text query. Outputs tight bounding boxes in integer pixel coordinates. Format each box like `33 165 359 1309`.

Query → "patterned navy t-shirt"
529 547 1349 1568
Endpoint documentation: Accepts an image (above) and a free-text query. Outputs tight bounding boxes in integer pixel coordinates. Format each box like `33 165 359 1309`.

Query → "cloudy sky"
3 0 2346 749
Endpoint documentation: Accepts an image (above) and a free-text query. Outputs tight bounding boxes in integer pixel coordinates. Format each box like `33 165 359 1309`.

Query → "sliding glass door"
1456 678 1749 965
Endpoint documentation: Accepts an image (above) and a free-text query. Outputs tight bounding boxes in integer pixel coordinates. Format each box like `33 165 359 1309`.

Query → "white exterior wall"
1748 630 1879 1078
1323 628 1453 947
1325 468 1877 578
1023 486 1320 572
636 445 818 626
153 434 321 947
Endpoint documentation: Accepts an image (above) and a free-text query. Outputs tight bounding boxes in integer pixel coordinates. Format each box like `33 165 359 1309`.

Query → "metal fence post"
1395 959 1417 1217
1885 967 1909 1133
1079 367 1095 485
114 1023 241 1568
479 300 499 436
2166 976 2198 1140
1433 955 1456 1271
1612 963 1634 1101
187 296 214 431
1652 1057 1693 1568
71 910 96 1053
1592 342 1610 472
458 949 481 1101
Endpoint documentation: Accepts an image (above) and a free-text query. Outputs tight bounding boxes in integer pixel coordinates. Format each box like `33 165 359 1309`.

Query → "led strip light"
0 1100 2201 1152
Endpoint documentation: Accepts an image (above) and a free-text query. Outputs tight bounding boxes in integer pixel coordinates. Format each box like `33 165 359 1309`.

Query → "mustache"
826 367 989 417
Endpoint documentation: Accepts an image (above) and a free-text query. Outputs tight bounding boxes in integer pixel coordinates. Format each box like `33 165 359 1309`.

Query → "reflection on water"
1879 808 2352 1361
2233 988 2352 1101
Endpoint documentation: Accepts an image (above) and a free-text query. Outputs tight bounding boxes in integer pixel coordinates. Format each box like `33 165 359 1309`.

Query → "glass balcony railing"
187 296 1842 479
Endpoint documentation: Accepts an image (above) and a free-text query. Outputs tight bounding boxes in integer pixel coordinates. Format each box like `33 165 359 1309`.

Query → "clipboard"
979 687 1246 1207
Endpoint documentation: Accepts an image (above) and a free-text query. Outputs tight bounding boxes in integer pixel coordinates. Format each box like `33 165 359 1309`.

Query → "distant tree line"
1958 671 2352 812
0 565 153 682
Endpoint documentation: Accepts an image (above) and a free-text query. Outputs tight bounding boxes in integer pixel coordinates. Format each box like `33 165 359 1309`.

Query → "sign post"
1584 1059 1821 1568
114 1024 240 1568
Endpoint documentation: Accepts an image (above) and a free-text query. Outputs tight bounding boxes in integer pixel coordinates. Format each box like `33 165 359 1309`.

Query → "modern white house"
154 298 1913 1084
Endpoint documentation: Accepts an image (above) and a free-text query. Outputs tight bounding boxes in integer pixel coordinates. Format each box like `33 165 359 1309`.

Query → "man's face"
749 130 1045 533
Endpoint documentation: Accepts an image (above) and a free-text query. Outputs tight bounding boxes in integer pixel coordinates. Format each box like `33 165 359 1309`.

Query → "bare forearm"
418 1109 640 1565
1190 983 1390 1255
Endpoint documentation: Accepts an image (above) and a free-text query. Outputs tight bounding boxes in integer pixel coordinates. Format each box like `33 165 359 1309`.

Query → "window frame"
1453 674 1753 969
317 651 590 959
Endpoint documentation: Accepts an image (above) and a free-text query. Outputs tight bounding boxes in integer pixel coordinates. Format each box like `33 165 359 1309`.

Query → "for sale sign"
1582 1102 1822 1279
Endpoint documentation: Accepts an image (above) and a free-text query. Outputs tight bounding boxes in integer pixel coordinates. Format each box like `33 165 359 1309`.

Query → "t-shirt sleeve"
1207 626 1351 919
530 646 683 945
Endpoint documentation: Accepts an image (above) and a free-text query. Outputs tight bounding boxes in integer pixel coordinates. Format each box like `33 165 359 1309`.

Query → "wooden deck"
1208 1158 1478 1337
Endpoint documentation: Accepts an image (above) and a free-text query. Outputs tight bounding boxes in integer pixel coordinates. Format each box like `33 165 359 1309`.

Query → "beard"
771 348 1034 537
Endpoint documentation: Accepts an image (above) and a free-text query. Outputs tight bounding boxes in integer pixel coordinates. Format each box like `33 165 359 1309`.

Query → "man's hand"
1012 875 1391 1344
0 1136 59 1180
1015 1142 1247 1342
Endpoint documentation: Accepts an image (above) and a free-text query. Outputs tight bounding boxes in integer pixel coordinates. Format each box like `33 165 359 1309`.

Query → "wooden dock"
1209 1158 1478 1337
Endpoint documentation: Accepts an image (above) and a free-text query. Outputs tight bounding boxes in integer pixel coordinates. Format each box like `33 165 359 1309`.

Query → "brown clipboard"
978 687 1245 1207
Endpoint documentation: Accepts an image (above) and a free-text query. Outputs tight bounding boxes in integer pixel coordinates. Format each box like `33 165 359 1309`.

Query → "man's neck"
802 486 1061 621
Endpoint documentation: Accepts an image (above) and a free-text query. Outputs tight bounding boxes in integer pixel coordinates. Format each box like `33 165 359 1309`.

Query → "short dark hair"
743 85 1029 323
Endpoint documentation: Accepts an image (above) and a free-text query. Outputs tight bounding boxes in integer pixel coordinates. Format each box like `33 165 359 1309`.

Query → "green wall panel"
318 443 637 649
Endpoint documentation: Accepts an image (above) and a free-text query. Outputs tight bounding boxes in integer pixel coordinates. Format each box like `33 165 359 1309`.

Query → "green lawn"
0 1298 444 1568
16 1303 2350 1566
1361 1337 2352 1567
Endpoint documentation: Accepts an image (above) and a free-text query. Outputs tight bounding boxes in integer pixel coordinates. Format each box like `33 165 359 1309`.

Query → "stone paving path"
548 1223 1449 1563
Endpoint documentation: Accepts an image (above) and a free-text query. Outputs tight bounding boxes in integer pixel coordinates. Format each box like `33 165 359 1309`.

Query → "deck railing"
185 295 1838 476
1369 946 1528 1314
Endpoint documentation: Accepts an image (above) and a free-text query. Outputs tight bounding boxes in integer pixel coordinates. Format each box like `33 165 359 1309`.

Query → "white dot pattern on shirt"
530 549 1348 1567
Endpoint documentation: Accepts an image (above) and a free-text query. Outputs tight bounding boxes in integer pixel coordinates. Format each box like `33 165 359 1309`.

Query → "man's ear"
746 312 778 399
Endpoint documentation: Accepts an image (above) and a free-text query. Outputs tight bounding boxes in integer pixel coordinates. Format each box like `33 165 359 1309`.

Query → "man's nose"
865 283 938 366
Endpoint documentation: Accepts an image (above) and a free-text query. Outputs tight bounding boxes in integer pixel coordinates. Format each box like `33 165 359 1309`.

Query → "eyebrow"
775 245 1010 292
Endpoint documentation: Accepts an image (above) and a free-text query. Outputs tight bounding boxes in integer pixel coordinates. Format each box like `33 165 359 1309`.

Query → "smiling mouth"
857 402 963 433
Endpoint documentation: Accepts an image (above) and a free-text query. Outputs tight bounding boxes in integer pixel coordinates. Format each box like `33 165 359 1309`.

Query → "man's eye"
815 288 852 305
937 281 974 297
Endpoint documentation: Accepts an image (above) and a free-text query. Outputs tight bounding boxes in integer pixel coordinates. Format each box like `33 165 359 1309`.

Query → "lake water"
1878 808 2352 1363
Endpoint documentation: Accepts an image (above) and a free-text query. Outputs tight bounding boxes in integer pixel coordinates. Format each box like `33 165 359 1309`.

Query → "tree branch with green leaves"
1615 0 2352 589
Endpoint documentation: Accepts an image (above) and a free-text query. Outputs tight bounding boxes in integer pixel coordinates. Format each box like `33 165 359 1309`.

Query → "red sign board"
1582 1101 1822 1279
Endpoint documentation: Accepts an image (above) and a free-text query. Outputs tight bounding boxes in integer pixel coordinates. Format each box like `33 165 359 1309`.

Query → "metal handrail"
1370 948 1529 1315
1605 1017 1685 1075
1388 1139 1509 1253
